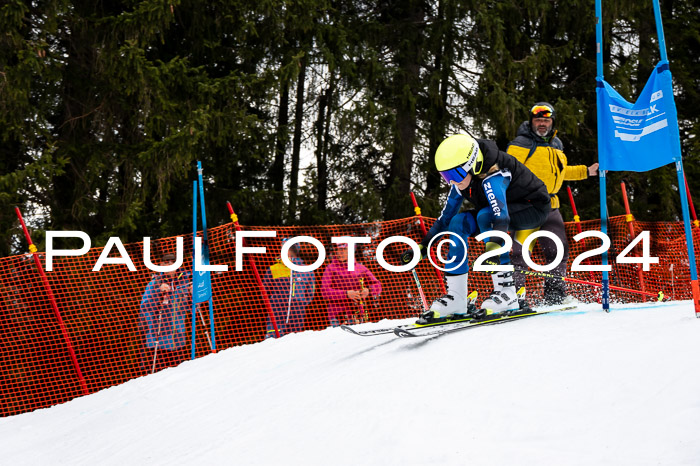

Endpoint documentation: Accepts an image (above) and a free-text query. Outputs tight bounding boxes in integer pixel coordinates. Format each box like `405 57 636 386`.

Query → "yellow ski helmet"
435 134 484 184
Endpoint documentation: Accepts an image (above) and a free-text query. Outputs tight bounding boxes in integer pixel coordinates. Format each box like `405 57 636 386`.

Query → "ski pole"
411 268 428 312
410 192 445 298
670 263 675 300
359 277 367 323
197 304 213 350
512 266 664 301
406 193 429 311
286 268 293 325
151 306 164 374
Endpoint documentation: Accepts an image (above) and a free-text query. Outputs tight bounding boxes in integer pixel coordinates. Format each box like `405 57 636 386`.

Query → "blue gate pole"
675 161 700 316
653 0 700 316
191 181 198 360
652 0 667 62
595 0 610 311
196 161 216 350
599 173 610 311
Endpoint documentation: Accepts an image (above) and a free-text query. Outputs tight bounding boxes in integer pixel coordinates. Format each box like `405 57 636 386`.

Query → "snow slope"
2 301 700 466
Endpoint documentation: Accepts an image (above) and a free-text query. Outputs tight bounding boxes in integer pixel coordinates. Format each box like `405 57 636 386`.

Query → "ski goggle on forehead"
530 105 553 118
439 151 484 185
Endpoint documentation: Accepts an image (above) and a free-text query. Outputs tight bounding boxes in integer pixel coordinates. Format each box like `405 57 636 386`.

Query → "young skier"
402 134 551 323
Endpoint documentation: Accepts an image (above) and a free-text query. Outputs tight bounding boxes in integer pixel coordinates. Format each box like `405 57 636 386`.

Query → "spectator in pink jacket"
322 243 382 327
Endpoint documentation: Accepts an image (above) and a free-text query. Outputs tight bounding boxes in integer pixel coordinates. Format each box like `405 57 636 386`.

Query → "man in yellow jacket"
507 102 598 305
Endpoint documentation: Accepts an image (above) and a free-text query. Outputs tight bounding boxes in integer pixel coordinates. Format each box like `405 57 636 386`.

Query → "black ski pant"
512 208 569 304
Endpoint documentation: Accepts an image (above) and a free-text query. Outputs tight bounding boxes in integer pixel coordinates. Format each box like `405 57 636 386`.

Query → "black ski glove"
400 244 427 266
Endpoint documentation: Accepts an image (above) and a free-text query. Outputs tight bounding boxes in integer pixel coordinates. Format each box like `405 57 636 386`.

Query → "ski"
340 314 475 337
393 305 577 338
341 291 480 337
341 325 406 337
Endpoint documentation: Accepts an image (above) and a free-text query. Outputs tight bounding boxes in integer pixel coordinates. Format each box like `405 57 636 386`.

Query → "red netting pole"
563 275 659 299
410 192 446 295
684 173 699 228
566 186 584 236
226 202 280 338
620 181 647 293
566 186 596 284
14 207 90 396
518 267 662 300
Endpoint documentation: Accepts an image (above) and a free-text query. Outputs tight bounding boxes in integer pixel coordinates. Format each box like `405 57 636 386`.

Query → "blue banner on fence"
192 243 213 304
597 60 682 172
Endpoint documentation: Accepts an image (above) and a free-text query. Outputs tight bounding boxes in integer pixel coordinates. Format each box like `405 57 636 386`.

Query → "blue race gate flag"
192 243 213 304
597 60 682 172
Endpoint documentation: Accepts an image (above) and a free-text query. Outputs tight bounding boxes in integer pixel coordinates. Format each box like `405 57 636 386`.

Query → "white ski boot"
477 271 519 319
418 274 476 324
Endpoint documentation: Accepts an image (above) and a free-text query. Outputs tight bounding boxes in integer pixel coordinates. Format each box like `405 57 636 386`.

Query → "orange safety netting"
0 214 697 417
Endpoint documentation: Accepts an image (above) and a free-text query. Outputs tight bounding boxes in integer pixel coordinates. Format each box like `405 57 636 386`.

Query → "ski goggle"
439 152 484 184
530 104 553 119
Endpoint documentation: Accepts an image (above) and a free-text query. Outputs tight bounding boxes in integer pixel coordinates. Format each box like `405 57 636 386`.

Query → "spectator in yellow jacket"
507 102 598 305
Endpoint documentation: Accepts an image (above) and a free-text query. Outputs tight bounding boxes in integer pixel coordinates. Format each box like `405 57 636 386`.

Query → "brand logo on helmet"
464 143 477 168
